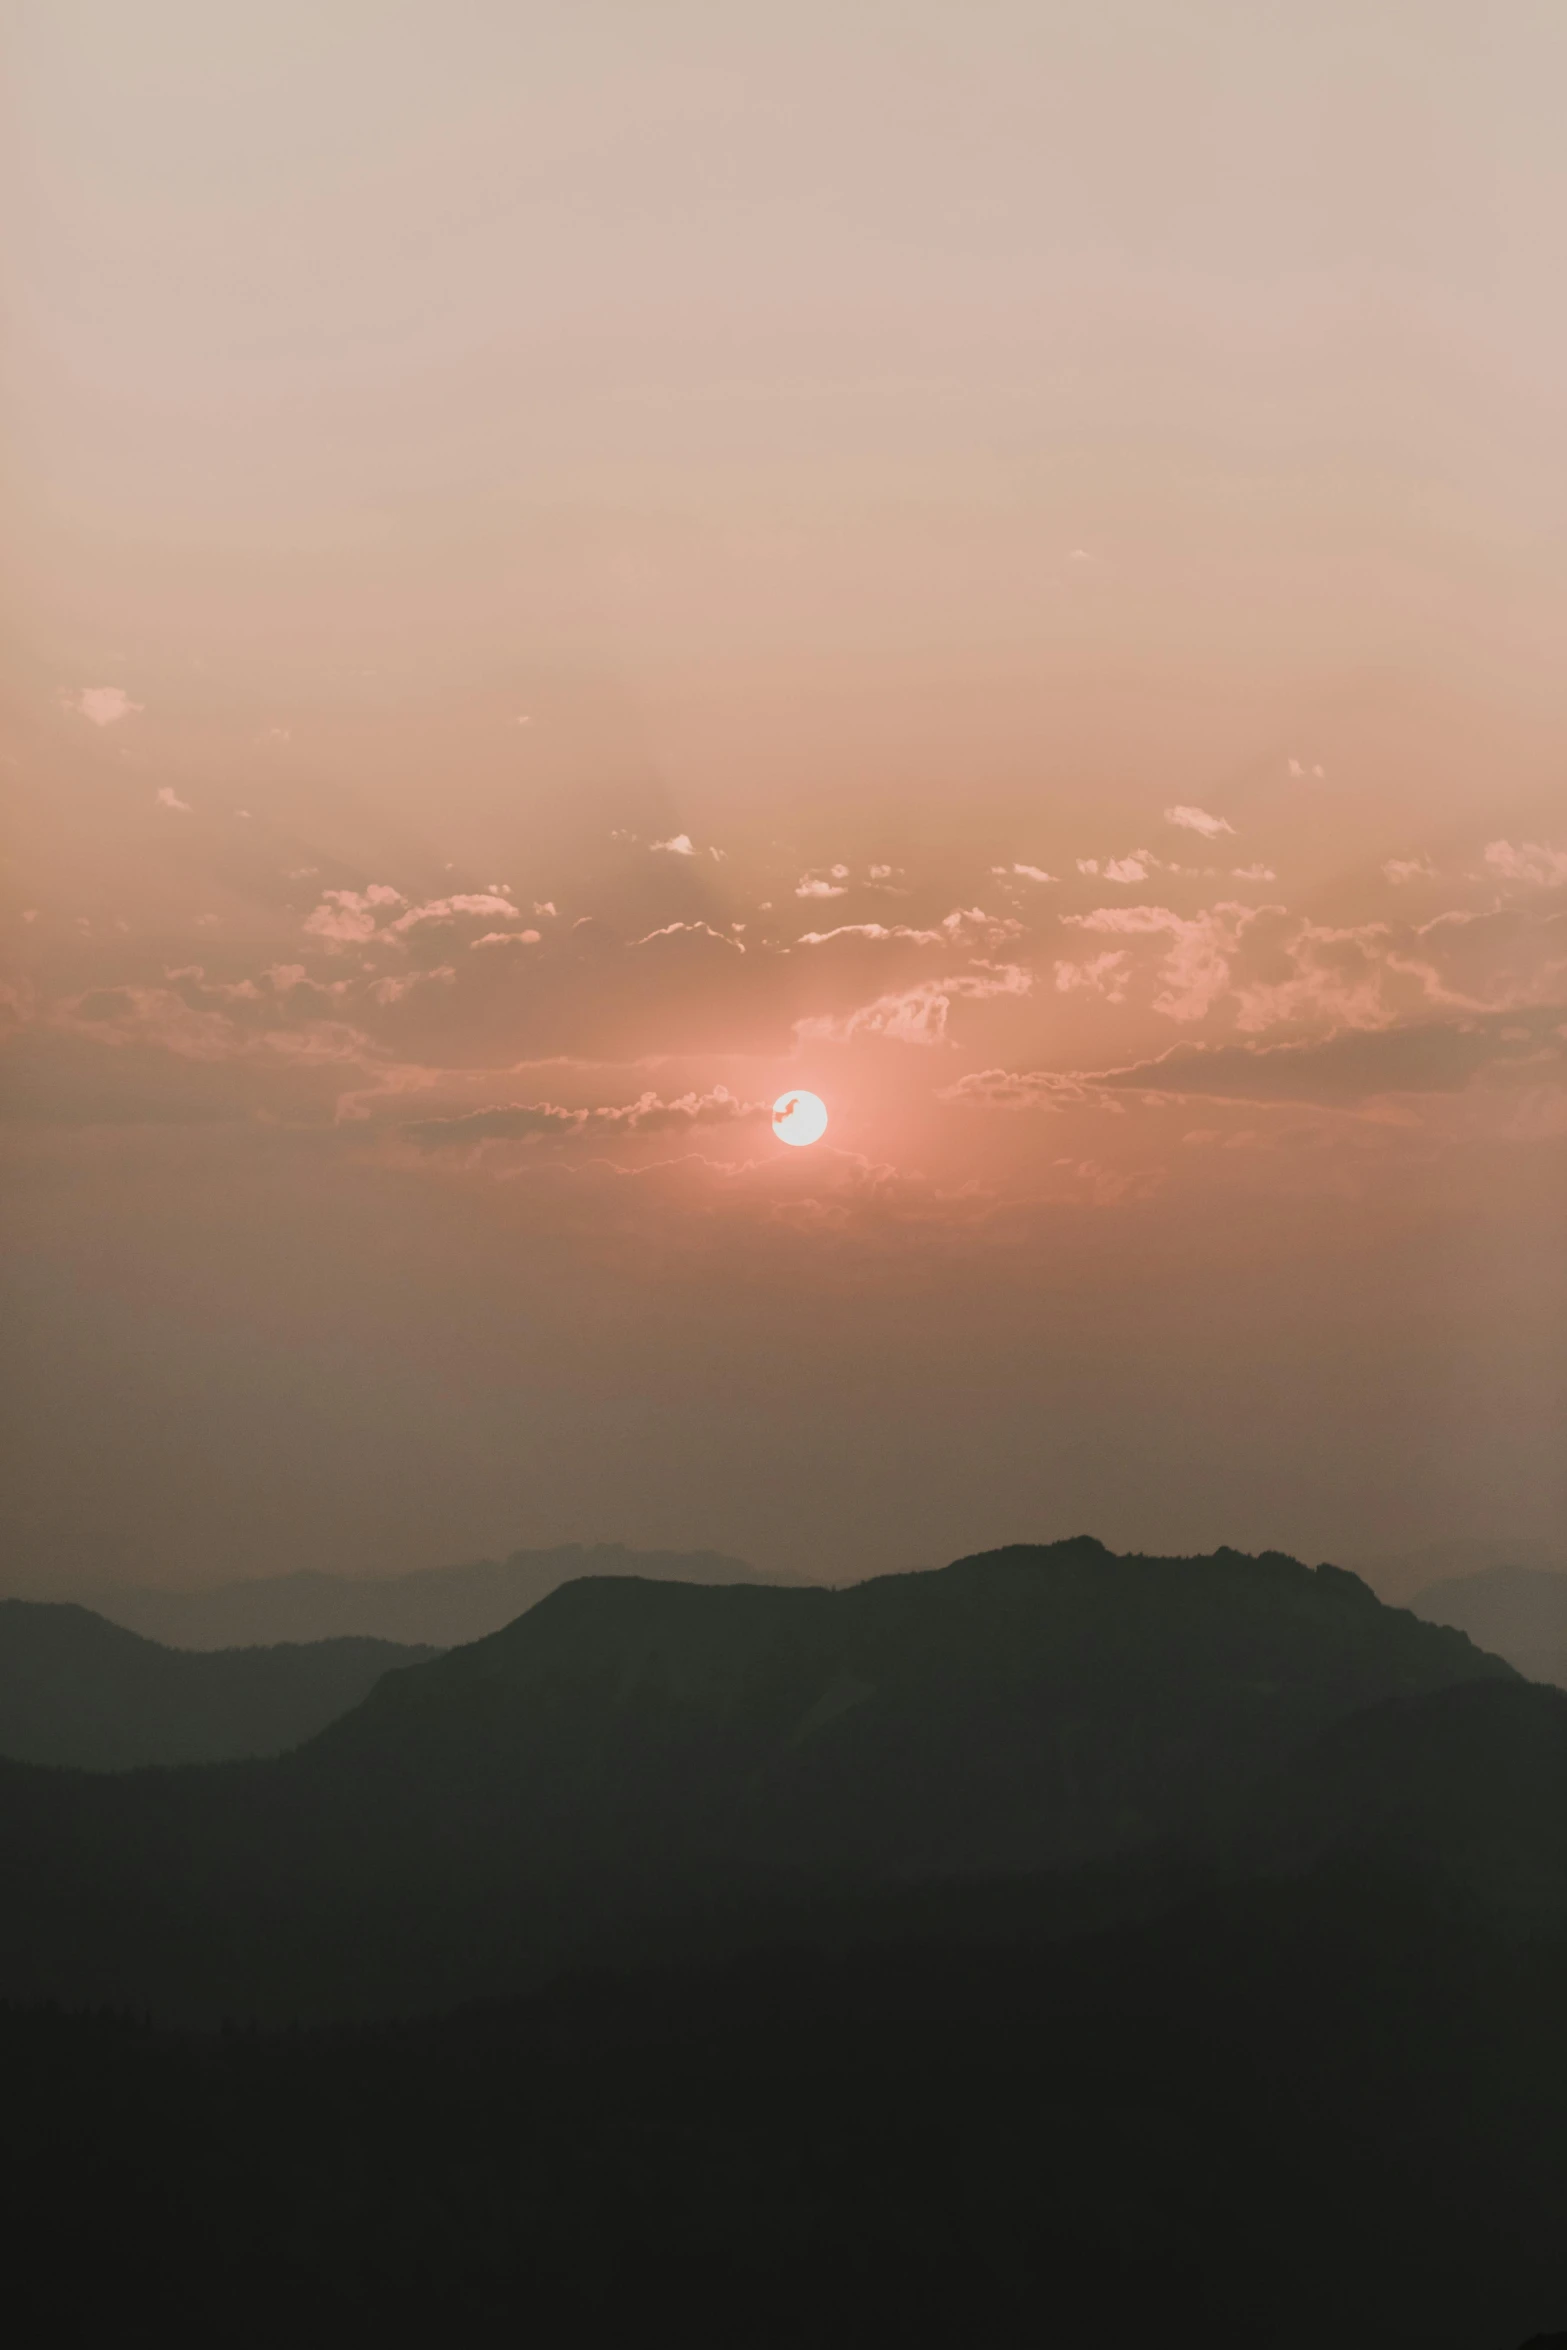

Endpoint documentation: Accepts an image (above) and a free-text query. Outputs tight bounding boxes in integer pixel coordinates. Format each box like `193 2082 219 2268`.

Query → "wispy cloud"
406 1085 764 1147
392 893 521 934
631 920 744 951
795 922 943 947
1164 805 1234 839
66 686 142 727
1063 903 1252 1021
1054 951 1132 1002
1485 840 1567 887
1058 1014 1567 1107
303 886 406 945
796 964 1031 1047
942 1066 1110 1111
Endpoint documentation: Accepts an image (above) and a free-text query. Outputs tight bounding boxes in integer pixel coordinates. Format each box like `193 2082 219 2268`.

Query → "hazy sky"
3 1 1565 1590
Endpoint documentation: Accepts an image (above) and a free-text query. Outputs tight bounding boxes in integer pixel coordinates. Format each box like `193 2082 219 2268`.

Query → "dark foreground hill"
3 1861 1564 2348
0 1538 1521 2022
69 1541 791 1650
0 1602 435 1769
1411 1564 1567 1692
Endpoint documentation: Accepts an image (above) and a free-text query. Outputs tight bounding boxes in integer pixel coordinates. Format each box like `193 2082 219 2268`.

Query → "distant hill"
1407 1565 1567 1692
0 1602 436 1769
69 1542 793 1650
0 1538 1516 2022
1355 1535 1564 1608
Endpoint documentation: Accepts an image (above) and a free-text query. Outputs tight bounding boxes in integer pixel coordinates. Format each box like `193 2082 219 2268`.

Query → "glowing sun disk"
772 1089 828 1147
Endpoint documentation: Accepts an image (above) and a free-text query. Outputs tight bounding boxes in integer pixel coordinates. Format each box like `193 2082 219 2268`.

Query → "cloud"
370 968 457 1005
1077 1012 1567 1106
943 1013 1567 1124
1384 857 1436 885
795 922 944 947
155 787 191 813
650 834 695 856
630 920 743 951
67 686 142 727
1059 901 1424 1034
796 876 847 899
1229 915 1398 1033
941 1067 1110 1112
52 976 379 1078
471 929 542 949
391 893 521 934
1164 805 1234 839
1077 851 1216 884
1010 864 1056 884
939 906 1024 943
1063 903 1254 1022
1485 840 1567 888
795 964 1031 1047
1054 952 1132 1002
303 885 406 945
406 1084 764 1149
1231 864 1277 882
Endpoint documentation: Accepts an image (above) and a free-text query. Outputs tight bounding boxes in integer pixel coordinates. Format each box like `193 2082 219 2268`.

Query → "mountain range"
2 1534 1565 2346
0 1600 435 1769
0 1536 1536 2023
63 1540 795 1649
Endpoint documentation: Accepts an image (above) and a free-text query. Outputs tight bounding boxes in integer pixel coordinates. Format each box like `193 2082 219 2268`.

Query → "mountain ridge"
1408 1563 1567 1692
0 1599 435 1770
0 1537 1522 2023
53 1540 798 1651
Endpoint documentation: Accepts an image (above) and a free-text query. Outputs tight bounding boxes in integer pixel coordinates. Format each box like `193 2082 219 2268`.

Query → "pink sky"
3 3 1565 1589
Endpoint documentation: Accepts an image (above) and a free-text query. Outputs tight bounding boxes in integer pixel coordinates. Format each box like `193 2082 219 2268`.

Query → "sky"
3 0 1565 1594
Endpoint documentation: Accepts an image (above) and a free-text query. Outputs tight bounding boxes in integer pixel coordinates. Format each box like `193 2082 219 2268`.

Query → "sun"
772 1089 828 1147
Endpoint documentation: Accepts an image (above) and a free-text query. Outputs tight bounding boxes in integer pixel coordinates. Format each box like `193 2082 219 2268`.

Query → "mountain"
66 1541 793 1650
1356 1535 1565 1608
1408 1565 1567 1692
0 1601 436 1769
1239 1672 1567 1920
0 1538 1516 2022
3 1538 1565 2343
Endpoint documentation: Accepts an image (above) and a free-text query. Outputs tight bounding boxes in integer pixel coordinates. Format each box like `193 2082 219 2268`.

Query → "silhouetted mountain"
0 1539 1516 2021
1408 1564 1567 1692
2 1539 1565 2343
68 1541 793 1649
0 1601 435 1769
1239 1673 1567 1920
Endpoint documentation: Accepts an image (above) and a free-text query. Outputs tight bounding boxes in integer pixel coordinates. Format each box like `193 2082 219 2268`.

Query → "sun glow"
772 1090 828 1147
